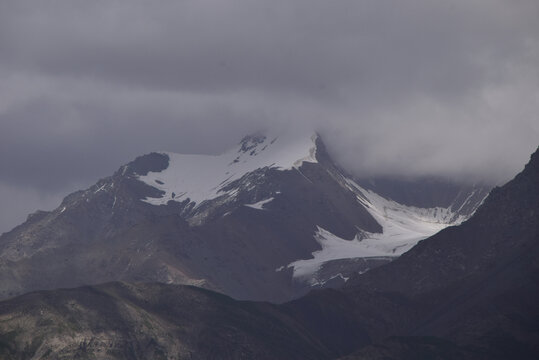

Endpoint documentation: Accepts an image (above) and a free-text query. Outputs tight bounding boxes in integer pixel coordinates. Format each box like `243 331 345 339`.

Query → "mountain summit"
0 132 488 302
0 147 535 360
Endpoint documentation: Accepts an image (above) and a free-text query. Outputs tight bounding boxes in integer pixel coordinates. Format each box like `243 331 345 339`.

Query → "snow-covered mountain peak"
137 132 319 207
0 127 494 302
231 131 319 167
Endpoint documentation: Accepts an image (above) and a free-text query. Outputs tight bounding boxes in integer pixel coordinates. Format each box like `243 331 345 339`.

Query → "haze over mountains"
0 141 536 359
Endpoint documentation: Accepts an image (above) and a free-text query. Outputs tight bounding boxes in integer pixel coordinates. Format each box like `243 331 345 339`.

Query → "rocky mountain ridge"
0 145 536 359
0 133 488 302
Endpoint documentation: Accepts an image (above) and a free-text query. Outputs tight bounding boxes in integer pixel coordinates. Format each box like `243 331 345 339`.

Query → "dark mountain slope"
0 147 536 360
0 133 483 303
0 135 383 303
341 146 539 358
347 146 538 296
0 282 335 360
0 281 429 360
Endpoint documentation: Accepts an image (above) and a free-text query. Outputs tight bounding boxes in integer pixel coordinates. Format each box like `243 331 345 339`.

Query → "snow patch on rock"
287 179 468 281
137 133 318 207
244 197 274 210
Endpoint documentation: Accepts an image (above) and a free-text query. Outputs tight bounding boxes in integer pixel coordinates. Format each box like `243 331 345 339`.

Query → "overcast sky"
1 0 538 234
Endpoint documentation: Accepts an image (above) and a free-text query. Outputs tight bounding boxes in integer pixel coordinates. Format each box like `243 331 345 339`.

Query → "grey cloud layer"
0 0 538 233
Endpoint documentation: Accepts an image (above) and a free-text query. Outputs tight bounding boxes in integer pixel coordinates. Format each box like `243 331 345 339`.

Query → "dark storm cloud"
0 1 530 98
0 0 538 233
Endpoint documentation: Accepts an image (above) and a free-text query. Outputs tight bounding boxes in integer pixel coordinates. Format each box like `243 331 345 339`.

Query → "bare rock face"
0 133 487 303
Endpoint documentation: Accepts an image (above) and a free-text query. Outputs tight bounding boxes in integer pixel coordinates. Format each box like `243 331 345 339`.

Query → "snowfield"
137 133 318 207
287 179 468 281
